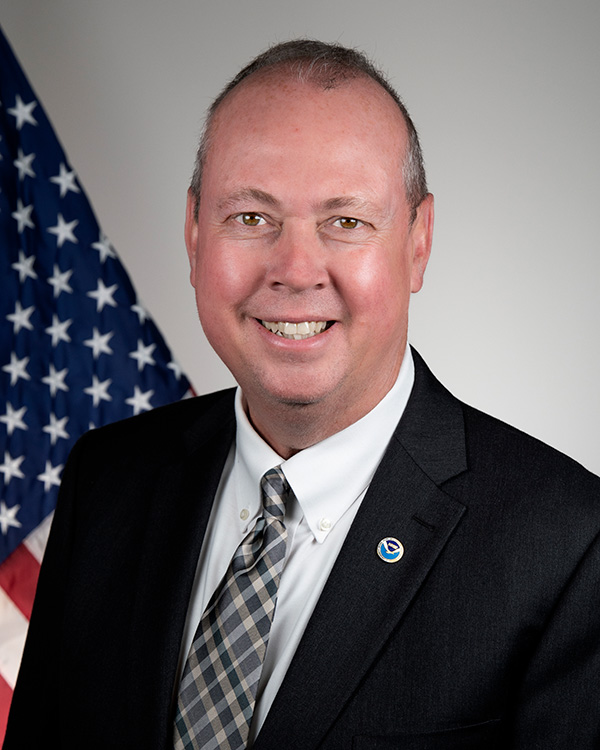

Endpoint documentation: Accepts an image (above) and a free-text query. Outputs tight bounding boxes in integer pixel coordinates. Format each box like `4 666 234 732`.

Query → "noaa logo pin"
377 537 404 563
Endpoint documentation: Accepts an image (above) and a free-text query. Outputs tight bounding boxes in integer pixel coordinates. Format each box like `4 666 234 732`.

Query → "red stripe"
0 544 41 619
0 673 13 743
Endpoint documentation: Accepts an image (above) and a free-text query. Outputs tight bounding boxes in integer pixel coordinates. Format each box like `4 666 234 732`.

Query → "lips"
260 320 330 340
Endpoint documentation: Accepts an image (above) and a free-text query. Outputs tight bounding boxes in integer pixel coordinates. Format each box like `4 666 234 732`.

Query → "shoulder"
71 387 237 471
408 347 600 519
461 401 600 501
460 407 600 549
448 384 600 544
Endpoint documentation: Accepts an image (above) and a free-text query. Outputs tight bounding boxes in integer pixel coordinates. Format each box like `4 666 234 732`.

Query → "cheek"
343 249 412 323
192 244 265 351
194 245 252 308
193 267 237 368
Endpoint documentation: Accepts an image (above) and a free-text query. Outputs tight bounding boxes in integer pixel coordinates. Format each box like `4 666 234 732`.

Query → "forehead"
205 71 408 176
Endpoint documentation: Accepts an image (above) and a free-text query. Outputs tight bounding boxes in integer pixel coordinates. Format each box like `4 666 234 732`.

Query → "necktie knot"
260 466 290 522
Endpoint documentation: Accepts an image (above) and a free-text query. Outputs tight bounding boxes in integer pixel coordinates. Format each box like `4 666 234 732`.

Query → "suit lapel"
123 392 236 746
255 350 469 750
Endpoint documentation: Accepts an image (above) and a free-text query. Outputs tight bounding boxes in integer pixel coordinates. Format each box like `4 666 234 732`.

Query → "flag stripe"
0 674 13 740
0 545 41 619
23 511 53 564
0 589 29 688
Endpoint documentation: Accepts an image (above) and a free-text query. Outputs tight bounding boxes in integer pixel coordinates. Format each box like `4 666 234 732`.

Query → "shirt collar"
234 346 415 543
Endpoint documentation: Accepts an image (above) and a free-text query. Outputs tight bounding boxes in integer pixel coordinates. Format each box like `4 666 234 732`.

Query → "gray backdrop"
2 0 599 474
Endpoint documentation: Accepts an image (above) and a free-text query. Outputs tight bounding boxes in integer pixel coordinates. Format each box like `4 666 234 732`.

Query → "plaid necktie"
174 467 291 750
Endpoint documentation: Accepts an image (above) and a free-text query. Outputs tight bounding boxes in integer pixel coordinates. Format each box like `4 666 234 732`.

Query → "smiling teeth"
261 320 328 340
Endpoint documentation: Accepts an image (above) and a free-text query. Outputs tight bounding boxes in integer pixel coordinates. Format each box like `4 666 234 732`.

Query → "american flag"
0 26 192 736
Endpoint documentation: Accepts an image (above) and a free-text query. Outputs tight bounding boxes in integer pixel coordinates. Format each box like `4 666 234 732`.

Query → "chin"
264 385 324 408
236 358 351 412
275 394 322 408
248 377 331 409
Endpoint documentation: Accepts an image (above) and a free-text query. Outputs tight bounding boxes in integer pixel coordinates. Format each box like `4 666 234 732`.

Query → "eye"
333 217 363 229
234 213 266 226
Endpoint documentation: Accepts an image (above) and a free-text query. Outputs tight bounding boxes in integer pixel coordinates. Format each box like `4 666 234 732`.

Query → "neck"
244 383 391 459
240 346 407 458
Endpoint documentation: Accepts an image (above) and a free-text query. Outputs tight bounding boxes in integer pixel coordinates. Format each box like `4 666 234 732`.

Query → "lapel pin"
377 537 404 563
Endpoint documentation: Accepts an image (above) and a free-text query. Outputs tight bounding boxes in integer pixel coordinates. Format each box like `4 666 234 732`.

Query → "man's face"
186 73 433 447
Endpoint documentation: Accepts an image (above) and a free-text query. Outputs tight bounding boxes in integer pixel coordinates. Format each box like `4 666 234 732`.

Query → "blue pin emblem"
377 537 404 563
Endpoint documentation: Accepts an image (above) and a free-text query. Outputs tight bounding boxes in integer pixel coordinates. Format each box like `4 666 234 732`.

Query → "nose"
265 222 329 292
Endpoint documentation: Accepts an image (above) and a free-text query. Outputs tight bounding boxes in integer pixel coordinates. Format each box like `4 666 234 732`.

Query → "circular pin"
377 537 404 563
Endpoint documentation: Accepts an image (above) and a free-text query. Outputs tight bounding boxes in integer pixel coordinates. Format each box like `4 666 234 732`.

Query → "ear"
184 188 199 283
409 192 434 293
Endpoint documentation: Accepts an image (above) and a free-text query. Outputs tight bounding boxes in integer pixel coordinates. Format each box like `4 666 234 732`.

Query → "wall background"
1 0 599 474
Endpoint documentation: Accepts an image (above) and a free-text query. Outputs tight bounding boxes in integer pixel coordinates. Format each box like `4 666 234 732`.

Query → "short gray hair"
190 39 428 221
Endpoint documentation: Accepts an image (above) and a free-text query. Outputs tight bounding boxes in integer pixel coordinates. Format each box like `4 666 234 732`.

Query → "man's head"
190 40 428 223
185 40 434 456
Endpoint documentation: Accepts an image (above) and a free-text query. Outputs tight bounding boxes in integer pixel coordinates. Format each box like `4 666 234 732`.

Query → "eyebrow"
216 188 380 217
217 188 280 212
320 195 377 214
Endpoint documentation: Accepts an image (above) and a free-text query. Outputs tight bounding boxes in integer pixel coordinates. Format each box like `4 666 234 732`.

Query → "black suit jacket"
5 350 600 749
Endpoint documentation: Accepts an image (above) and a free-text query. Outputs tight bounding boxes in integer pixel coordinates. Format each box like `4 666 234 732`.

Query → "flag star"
129 340 156 372
83 327 114 359
0 502 22 535
50 162 80 197
6 300 35 334
11 199 35 233
47 213 79 247
13 148 36 180
37 461 63 492
91 232 115 263
0 452 25 485
87 279 118 312
0 403 28 435
47 264 74 298
11 250 38 282
43 413 70 445
2 353 31 386
7 94 38 129
84 375 112 407
131 302 148 324
126 386 154 416
42 363 69 397
168 360 183 380
45 314 73 346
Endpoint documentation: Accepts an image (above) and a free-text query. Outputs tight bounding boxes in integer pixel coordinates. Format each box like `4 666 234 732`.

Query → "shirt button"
319 517 332 532
240 508 249 521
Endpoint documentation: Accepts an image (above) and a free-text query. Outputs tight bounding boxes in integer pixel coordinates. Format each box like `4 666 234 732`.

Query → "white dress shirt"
176 346 415 741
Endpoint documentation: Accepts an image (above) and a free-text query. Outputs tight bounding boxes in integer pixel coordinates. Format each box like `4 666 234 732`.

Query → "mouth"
259 320 332 340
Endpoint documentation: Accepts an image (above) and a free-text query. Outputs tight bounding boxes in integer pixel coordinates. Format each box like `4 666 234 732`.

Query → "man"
5 40 600 749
